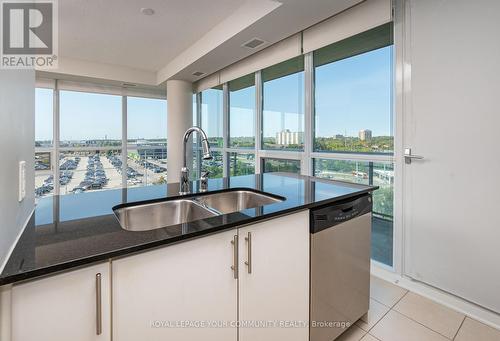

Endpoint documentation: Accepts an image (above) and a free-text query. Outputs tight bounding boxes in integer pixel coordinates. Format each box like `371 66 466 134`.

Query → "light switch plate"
19 160 26 202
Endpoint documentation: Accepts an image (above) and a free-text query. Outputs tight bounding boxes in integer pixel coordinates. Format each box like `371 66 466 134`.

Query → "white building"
276 129 304 145
358 129 372 141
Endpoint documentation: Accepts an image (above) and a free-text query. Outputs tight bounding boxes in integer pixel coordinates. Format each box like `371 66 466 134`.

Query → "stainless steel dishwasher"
310 194 372 341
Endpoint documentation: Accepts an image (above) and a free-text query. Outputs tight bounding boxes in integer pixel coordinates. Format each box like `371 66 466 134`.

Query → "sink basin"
194 190 283 214
114 199 218 231
113 189 284 231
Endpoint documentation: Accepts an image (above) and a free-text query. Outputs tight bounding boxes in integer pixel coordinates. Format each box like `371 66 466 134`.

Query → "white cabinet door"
238 211 310 341
11 262 111 341
112 230 238 341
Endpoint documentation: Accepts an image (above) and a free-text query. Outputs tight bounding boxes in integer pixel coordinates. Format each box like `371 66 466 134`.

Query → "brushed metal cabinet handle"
244 232 252 274
230 235 239 279
95 273 102 335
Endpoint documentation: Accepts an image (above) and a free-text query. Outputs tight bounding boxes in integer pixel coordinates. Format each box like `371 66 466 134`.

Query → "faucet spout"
180 126 212 194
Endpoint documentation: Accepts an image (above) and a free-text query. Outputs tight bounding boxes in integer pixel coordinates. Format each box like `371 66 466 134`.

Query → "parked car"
72 187 85 194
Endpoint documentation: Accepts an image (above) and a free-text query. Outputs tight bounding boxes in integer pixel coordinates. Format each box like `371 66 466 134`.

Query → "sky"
200 46 393 138
35 46 392 142
127 97 167 140
34 88 53 141
59 91 122 141
315 46 393 138
35 91 168 141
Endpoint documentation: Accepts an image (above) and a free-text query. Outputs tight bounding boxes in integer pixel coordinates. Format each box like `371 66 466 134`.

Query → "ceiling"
58 0 246 71
49 0 363 86
169 0 363 83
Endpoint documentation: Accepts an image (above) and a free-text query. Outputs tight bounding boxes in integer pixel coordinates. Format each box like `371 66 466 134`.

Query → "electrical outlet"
19 161 26 202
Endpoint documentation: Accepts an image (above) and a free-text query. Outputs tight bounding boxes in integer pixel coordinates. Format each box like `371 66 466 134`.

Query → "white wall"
0 70 35 270
40 57 158 86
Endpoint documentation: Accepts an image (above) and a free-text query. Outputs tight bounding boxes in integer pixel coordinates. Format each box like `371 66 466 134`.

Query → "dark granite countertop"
0 173 376 285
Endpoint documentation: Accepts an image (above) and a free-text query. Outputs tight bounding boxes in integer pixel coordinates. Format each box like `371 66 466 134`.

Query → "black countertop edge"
0 190 374 286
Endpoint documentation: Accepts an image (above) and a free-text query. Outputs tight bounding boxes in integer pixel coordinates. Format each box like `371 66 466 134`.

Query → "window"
229 74 255 148
314 23 393 154
35 152 53 198
127 97 167 146
127 97 167 187
60 91 122 147
35 88 53 147
263 158 301 174
127 149 167 187
35 84 168 197
201 151 223 178
229 152 255 176
313 158 394 266
35 88 54 200
313 159 369 183
201 87 223 147
262 57 305 151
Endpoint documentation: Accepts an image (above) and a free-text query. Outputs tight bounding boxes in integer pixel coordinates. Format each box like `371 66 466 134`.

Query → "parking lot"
126 155 167 187
35 151 168 199
59 153 123 195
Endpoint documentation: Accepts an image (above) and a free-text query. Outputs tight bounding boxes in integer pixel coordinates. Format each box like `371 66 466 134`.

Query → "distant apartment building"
358 129 372 141
276 129 304 145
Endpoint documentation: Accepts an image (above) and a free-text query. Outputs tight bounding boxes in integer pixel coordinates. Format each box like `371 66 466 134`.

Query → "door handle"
230 235 238 279
404 148 424 164
244 232 252 274
95 273 102 335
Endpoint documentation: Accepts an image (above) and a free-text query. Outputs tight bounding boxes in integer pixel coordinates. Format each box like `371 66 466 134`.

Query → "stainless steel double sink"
113 189 284 232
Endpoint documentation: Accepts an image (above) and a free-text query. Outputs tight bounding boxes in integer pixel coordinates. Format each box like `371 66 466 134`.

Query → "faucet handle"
201 170 210 179
200 171 210 192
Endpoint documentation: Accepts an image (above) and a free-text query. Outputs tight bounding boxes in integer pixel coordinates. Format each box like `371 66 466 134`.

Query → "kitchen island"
0 173 376 341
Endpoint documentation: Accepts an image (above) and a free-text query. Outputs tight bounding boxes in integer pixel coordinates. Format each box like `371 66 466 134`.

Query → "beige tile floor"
337 276 500 341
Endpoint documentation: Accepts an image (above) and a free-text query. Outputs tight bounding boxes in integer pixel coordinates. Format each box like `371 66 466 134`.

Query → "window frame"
228 151 256 177
34 82 167 197
195 52 394 179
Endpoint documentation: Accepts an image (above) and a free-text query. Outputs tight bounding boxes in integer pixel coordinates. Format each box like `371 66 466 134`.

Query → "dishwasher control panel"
310 194 372 233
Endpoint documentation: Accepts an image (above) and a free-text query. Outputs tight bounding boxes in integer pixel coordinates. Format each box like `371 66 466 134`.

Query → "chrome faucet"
180 126 212 195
